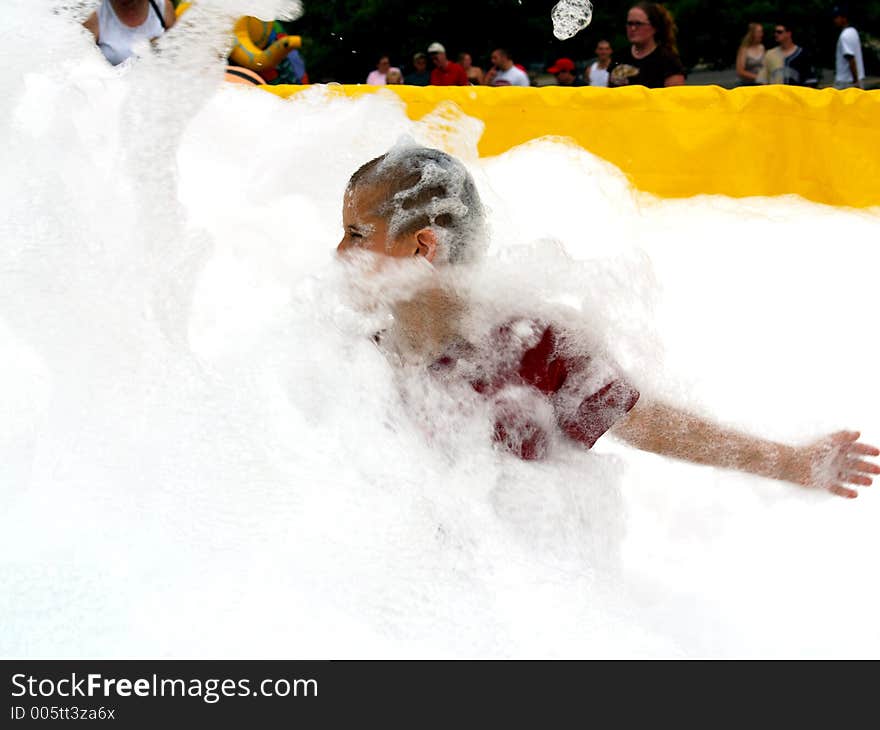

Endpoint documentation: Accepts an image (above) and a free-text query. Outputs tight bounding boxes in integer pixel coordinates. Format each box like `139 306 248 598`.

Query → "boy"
337 145 878 498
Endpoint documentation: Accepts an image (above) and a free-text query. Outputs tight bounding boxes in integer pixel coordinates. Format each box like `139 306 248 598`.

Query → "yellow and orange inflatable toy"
175 4 302 82
228 16 301 74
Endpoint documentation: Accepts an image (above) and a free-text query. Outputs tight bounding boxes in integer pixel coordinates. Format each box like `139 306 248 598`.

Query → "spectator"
735 23 766 86
609 2 685 88
386 68 404 85
458 52 485 85
485 48 530 87
336 145 879 496
405 52 431 86
585 40 613 87
428 42 469 86
547 58 584 87
83 0 176 66
758 21 817 87
367 55 401 86
832 5 865 89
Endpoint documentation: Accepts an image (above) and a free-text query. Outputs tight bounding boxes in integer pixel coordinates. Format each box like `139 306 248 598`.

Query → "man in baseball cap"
547 57 582 86
427 41 469 85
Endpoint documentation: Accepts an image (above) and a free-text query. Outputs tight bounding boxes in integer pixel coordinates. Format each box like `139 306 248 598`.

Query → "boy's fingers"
848 459 880 475
831 431 860 445
829 484 858 499
851 443 880 457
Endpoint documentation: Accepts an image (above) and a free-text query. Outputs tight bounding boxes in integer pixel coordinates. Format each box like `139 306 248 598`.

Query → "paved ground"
688 66 880 89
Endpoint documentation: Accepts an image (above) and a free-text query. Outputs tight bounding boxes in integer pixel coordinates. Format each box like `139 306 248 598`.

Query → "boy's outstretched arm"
611 399 880 498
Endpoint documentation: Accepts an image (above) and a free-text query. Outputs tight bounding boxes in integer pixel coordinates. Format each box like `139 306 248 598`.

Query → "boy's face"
337 184 418 260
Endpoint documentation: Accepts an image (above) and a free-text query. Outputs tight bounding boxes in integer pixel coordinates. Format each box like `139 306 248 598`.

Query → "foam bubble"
551 0 593 40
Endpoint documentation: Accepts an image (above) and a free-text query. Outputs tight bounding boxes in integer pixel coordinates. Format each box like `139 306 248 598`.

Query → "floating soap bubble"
551 0 593 40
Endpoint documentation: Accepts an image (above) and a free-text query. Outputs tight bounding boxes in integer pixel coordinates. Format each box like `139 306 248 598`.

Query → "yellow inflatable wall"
263 85 880 209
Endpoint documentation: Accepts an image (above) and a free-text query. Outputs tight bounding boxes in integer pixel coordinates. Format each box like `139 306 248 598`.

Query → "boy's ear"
414 228 438 263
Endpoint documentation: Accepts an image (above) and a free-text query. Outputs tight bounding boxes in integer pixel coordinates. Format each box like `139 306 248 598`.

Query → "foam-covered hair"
347 145 486 265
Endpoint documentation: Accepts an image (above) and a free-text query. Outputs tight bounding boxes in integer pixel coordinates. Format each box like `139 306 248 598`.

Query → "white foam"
1 3 879 658
551 0 593 41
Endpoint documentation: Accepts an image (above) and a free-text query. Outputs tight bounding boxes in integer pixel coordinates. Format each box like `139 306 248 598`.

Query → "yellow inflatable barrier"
228 16 301 72
263 84 880 209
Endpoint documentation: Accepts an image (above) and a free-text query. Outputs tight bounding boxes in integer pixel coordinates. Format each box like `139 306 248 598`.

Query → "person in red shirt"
336 145 879 499
427 42 469 86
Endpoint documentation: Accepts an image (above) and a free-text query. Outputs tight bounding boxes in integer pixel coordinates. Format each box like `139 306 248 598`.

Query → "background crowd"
357 3 872 89
288 0 879 90
96 1 878 90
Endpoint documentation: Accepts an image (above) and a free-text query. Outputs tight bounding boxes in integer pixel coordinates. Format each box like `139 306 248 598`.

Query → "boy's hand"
796 431 880 499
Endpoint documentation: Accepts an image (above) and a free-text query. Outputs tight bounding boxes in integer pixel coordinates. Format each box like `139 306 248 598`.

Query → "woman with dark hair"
609 2 685 88
736 22 766 85
335 144 879 496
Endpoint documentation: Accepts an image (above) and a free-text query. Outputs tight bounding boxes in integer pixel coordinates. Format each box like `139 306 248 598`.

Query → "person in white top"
484 48 530 87
585 40 613 86
83 0 176 66
832 6 865 89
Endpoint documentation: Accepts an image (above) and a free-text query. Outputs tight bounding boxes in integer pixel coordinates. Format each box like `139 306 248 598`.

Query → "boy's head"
338 146 485 266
